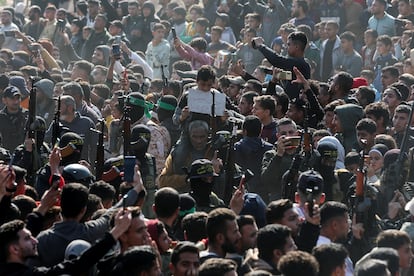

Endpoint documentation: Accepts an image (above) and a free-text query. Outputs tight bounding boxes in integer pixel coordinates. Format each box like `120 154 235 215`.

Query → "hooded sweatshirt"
334 104 364 154
234 136 273 198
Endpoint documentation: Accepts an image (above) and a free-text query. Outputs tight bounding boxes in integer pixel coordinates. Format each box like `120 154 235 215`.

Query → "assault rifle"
51 96 61 146
26 78 37 185
385 100 414 202
95 119 105 180
122 96 131 157
281 103 312 201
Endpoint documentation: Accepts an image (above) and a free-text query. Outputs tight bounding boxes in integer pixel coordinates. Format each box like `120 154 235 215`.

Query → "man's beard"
222 236 238 254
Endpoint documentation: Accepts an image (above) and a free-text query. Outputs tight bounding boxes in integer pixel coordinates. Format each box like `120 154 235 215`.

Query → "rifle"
95 119 105 180
385 100 414 202
122 96 132 157
210 91 217 136
160 64 168 87
26 78 37 186
51 96 61 146
222 119 238 204
281 103 312 201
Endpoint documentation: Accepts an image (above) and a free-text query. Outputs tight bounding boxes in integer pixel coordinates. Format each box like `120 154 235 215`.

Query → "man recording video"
251 31 310 100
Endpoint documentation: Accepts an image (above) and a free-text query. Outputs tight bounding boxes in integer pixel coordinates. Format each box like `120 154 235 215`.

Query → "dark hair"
274 92 289 115
92 83 110 99
254 95 276 115
355 259 389 276
243 115 262 137
382 66 399 79
0 219 25 262
62 81 84 98
313 243 348 276
377 35 392 47
154 187 180 218
81 194 102 222
196 65 216 82
376 229 411 250
364 29 378 39
181 211 208 243
199 258 237 276
60 183 89 219
196 17 210 28
288 31 308 52
340 31 356 44
278 251 319 276
171 241 199 266
390 82 410 101
320 201 348 226
361 247 400 276
356 118 377 134
345 151 360 167
336 72 353 92
257 224 291 262
395 103 411 115
211 25 224 34
241 91 259 105
237 215 256 229
296 24 312 41
357 86 376 106
190 37 208 52
74 60 93 75
89 180 116 204
11 195 37 221
245 79 262 93
206 208 237 243
374 134 397 150
364 102 390 127
173 60 192 72
266 199 293 224
112 245 157 275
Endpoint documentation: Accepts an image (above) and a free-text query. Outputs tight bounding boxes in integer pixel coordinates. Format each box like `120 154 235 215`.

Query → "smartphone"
171 27 177 39
124 156 135 183
57 19 65 32
305 189 314 217
112 44 121 60
114 35 122 44
231 53 237 64
4 30 15 37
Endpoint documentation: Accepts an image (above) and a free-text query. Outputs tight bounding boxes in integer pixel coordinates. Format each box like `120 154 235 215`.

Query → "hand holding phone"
124 156 135 183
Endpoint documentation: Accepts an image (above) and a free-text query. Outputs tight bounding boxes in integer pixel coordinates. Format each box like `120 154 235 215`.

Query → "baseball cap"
64 239 91 260
130 124 151 146
297 170 324 194
9 76 30 97
3 86 21 98
352 77 368 89
188 159 218 179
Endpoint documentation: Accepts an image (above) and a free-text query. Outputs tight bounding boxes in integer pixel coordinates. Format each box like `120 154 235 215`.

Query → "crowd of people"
2 0 414 275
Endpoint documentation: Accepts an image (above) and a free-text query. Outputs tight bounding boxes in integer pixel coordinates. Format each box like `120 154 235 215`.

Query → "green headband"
127 96 154 118
157 100 176 111
179 207 196 217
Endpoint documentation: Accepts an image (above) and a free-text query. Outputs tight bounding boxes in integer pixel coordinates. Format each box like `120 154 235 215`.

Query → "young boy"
173 65 226 133
361 29 378 71
145 23 171 80
373 35 398 93
235 28 263 74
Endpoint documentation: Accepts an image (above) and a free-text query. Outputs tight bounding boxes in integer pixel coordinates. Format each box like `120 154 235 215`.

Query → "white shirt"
317 235 354 276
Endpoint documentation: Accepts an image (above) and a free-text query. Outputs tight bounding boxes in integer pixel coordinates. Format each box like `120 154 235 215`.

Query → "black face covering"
190 178 214 206
132 137 149 158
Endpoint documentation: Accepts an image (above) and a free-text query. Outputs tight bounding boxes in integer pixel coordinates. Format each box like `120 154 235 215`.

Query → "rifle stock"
95 119 105 180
